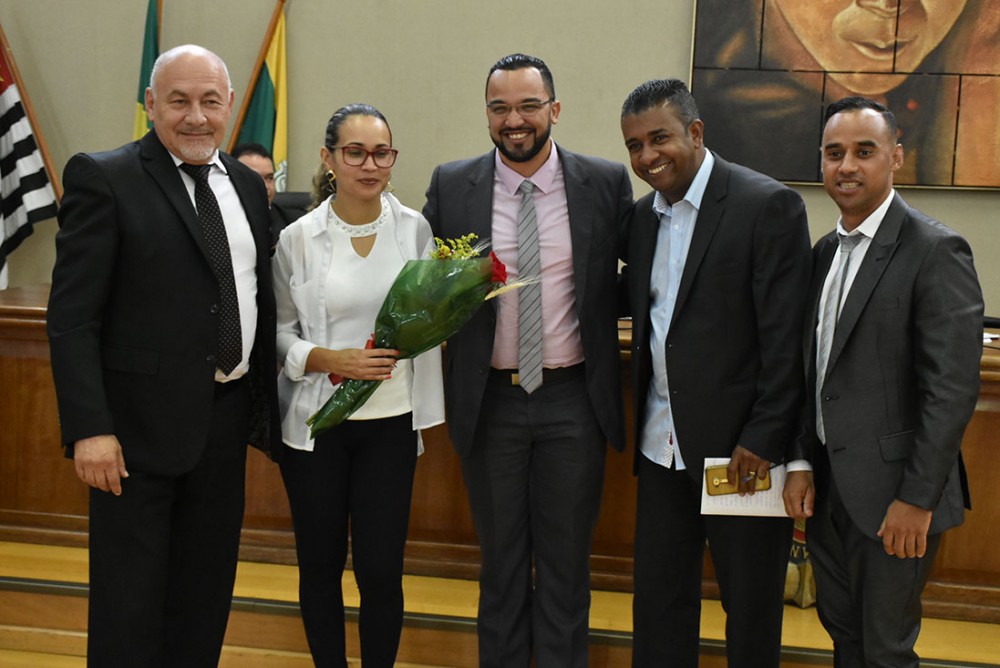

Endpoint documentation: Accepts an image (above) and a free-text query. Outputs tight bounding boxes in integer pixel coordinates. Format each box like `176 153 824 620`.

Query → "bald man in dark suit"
48 45 280 666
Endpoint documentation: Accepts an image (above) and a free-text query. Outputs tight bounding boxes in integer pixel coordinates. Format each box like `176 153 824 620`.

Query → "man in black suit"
231 142 309 244
423 53 631 666
783 97 983 667
620 79 812 667
48 45 280 666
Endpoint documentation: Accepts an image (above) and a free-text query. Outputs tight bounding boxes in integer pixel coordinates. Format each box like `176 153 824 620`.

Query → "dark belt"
488 363 584 386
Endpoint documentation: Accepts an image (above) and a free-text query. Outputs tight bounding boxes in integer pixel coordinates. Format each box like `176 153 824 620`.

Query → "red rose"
489 251 507 284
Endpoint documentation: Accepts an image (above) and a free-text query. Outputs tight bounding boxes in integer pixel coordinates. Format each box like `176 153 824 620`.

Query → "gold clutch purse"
704 465 771 496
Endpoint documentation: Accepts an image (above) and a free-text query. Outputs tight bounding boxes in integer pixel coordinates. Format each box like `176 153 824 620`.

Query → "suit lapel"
826 194 905 373
465 153 496 248
560 149 593 309
139 132 214 266
629 194 660 347
669 154 726 332
223 152 270 261
465 153 498 314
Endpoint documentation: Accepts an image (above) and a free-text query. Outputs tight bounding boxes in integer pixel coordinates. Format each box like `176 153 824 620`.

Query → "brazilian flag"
132 0 159 140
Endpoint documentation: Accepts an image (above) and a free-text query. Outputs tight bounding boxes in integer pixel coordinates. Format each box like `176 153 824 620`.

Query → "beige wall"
2 0 997 312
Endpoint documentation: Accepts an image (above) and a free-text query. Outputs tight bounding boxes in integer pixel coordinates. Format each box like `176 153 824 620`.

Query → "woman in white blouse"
272 103 444 668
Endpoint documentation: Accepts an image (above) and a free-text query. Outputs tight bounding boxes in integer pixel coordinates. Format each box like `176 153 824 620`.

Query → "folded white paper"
700 457 789 517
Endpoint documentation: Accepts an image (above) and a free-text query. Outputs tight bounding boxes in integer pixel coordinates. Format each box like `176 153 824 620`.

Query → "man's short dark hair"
824 96 899 144
231 142 272 161
486 53 555 100
620 78 700 128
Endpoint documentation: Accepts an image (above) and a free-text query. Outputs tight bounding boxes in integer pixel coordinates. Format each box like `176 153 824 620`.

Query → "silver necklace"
327 196 390 237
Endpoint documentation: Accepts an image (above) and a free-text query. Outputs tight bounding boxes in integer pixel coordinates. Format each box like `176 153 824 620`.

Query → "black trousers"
632 455 793 668
280 413 417 668
87 378 250 667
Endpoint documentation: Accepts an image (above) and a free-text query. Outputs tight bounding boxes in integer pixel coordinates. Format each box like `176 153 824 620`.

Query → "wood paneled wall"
2 285 998 621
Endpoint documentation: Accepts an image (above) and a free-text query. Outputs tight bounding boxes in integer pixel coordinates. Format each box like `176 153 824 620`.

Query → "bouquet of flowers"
307 234 513 437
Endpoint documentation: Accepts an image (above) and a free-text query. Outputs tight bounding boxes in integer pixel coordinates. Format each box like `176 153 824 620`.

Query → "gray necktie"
816 233 863 442
517 180 543 394
179 163 243 376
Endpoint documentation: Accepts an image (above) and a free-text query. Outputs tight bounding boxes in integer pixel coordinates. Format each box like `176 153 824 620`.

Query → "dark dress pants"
462 368 607 668
87 378 250 667
632 455 792 668
280 413 417 668
808 446 940 668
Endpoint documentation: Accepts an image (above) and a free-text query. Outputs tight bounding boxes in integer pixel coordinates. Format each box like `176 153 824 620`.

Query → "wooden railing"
2 284 998 622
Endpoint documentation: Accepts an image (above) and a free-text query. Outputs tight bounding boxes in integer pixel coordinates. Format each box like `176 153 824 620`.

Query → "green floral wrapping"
306 255 502 437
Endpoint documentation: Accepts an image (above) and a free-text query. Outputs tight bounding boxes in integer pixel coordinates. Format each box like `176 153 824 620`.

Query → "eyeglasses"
329 146 399 168
486 98 555 118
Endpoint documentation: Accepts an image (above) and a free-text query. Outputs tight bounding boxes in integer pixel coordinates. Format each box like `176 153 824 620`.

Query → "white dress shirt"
173 151 258 382
640 151 715 469
814 189 894 445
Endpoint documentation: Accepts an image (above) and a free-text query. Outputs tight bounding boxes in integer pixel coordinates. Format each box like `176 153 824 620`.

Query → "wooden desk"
2 285 998 621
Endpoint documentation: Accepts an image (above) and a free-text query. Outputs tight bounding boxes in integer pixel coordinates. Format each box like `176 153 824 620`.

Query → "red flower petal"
489 251 507 284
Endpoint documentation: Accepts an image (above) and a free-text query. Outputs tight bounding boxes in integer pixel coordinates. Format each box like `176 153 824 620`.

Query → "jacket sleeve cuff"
283 340 318 382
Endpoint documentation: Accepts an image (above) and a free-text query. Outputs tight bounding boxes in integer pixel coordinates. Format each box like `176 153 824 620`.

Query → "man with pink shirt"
423 53 632 667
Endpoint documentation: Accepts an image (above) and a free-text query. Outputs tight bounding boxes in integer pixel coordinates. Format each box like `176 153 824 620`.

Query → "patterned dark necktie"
179 163 243 375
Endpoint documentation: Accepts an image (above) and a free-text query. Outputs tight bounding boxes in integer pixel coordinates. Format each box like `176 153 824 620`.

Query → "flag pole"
0 23 61 201
228 0 286 153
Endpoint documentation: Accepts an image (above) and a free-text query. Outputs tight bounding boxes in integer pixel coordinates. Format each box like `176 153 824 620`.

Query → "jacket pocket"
878 430 915 462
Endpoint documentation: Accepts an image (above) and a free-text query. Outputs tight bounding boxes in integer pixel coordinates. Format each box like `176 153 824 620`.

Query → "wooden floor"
1 541 999 667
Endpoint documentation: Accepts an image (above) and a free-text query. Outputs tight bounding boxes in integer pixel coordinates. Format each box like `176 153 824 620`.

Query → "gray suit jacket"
802 193 982 537
422 147 632 457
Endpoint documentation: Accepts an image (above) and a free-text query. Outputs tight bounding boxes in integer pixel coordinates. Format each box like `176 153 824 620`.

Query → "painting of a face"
692 0 998 187
771 0 968 94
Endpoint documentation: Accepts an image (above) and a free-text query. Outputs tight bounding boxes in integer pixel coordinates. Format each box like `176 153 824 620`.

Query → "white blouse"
272 193 445 451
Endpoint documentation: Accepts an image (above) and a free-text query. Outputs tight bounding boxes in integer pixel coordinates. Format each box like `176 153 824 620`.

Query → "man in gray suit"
423 53 631 667
784 97 983 668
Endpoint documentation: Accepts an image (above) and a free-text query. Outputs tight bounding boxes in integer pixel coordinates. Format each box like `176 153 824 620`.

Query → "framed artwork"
690 0 1000 187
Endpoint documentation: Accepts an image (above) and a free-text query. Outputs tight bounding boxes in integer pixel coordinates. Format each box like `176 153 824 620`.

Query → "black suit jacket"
270 190 311 246
423 147 632 457
800 193 982 537
626 153 812 478
48 131 281 474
